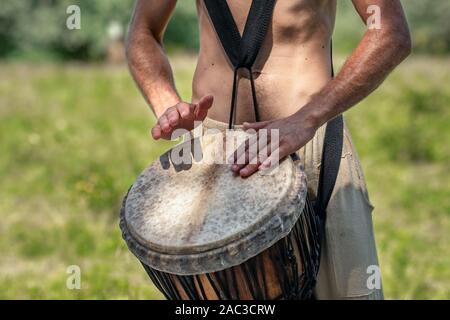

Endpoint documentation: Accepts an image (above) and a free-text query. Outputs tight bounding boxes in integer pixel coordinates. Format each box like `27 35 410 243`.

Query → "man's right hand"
151 95 214 140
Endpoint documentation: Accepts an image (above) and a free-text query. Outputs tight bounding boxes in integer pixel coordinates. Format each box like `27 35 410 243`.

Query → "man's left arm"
232 0 411 178
299 0 411 128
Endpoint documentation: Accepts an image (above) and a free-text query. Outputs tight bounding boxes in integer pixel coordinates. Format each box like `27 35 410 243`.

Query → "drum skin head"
120 131 307 275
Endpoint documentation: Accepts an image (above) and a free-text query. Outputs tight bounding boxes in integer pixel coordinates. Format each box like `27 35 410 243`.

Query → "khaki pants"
201 117 384 300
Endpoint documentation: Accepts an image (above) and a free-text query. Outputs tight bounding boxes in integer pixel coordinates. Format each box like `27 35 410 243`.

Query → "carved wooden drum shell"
120 131 321 299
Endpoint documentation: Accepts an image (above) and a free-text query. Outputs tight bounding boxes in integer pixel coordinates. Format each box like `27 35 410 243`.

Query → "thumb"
243 120 272 131
194 95 214 119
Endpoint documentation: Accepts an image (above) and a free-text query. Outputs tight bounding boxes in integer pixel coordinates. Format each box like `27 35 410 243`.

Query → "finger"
239 163 260 178
255 143 271 168
198 95 214 110
176 103 191 119
158 115 171 132
232 155 256 173
194 95 214 120
229 140 249 172
243 120 272 131
151 125 162 140
230 141 248 172
239 144 269 178
228 139 246 165
229 134 257 164
166 107 180 127
259 143 289 171
232 138 259 173
231 154 248 173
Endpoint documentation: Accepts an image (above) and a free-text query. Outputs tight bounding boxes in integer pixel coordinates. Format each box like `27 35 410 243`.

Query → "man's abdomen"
192 46 333 123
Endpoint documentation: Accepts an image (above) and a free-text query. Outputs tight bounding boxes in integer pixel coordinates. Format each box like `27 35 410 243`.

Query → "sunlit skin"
126 0 411 177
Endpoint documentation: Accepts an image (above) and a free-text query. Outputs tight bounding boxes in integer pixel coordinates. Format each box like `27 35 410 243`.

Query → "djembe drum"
120 131 322 300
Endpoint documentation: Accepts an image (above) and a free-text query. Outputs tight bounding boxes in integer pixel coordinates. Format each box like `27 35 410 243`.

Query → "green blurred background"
0 1 449 299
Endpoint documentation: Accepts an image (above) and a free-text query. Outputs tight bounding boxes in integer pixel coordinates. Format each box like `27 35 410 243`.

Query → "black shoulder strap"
204 0 276 128
315 116 344 221
315 42 344 222
204 0 275 69
203 0 242 68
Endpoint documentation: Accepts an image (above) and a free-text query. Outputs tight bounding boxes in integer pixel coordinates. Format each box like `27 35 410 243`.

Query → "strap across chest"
204 0 276 128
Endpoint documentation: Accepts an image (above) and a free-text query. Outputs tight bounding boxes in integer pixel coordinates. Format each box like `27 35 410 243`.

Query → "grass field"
0 55 449 299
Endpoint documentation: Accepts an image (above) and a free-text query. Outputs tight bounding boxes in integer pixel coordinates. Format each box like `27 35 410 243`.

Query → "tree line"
0 0 448 61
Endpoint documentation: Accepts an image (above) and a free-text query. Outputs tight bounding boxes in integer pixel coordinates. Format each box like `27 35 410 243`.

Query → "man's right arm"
126 0 180 118
126 0 213 140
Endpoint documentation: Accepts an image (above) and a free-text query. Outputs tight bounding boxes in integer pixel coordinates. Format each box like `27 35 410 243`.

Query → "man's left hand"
228 112 319 178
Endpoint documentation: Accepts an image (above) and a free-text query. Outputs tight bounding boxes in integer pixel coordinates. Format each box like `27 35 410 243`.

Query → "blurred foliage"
406 0 450 54
0 0 197 61
0 55 449 299
165 1 200 52
333 0 450 55
0 0 135 60
0 1 450 60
